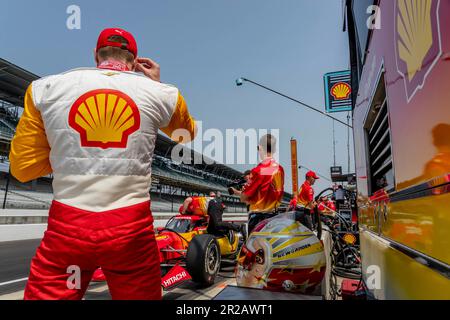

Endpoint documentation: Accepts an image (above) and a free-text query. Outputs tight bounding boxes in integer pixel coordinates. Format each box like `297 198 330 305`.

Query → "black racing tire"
160 266 170 277
186 234 221 286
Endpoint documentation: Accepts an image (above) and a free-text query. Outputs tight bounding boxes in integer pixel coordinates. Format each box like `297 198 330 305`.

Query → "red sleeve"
242 169 262 199
289 198 297 210
329 202 336 211
307 187 314 202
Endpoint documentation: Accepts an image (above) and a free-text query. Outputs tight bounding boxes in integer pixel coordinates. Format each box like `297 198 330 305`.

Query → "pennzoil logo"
395 0 442 102
69 89 140 149
330 82 351 100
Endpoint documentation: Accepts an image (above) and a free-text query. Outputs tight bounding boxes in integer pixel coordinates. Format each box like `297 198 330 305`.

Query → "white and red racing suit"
9 62 196 300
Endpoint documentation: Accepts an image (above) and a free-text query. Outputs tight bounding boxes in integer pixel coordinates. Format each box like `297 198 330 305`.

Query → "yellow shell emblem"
342 233 357 245
330 82 351 100
69 89 140 149
397 0 434 81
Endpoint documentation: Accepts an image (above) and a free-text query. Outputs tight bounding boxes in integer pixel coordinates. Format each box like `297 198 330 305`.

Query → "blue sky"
1 0 353 193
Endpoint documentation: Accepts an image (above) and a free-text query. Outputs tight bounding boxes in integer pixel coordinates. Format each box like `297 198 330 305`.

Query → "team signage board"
324 70 352 113
330 166 342 177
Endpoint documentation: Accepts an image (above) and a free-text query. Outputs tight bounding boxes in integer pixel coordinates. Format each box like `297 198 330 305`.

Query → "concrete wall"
0 209 247 243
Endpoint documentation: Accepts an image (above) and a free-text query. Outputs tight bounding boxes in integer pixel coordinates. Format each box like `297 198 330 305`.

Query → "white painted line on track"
0 277 28 287
0 290 24 300
87 284 109 293
193 278 236 300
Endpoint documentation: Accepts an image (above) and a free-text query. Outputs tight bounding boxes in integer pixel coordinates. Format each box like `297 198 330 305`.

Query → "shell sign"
395 0 442 102
323 70 352 113
69 89 140 149
331 82 352 100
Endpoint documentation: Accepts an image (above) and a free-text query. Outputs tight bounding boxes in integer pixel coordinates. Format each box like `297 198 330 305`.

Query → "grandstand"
0 58 247 212
0 58 33 156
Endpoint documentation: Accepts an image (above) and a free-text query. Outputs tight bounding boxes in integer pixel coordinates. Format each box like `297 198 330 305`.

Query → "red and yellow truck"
346 0 450 299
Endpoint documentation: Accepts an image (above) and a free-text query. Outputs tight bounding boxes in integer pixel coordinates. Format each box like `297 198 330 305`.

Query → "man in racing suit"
9 28 197 300
290 171 319 229
317 196 336 213
230 134 285 234
206 196 241 235
181 192 217 216
317 196 336 226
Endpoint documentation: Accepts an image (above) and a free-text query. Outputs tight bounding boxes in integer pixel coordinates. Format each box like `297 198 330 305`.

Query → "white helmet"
236 212 326 294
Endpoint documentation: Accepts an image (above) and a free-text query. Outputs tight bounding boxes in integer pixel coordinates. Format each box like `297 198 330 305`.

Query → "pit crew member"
207 196 242 236
10 28 197 300
181 191 217 216
230 134 285 234
289 171 319 229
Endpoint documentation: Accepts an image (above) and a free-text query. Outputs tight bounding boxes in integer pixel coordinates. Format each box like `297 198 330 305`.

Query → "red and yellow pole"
290 138 298 197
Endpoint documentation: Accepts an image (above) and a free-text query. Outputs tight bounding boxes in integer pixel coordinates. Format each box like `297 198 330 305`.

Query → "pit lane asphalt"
0 239 40 296
0 239 236 300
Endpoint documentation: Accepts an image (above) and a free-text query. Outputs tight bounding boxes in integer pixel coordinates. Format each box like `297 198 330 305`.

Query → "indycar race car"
92 212 243 289
157 213 242 288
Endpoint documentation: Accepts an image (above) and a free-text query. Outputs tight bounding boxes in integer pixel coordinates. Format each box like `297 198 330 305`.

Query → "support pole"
290 138 299 197
347 112 351 174
2 170 11 209
333 120 336 167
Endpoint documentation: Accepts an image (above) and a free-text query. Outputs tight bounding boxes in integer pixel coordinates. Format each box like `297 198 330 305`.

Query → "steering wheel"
158 227 190 243
315 187 356 202
311 187 342 239
314 187 335 202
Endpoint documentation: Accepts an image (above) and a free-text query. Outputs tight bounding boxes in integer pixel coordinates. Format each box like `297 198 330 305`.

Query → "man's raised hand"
135 57 160 82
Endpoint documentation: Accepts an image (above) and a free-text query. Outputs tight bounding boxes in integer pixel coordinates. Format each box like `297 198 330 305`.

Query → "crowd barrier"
0 209 248 242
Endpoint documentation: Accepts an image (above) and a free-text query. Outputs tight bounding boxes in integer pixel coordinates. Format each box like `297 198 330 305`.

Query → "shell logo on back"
68 89 140 149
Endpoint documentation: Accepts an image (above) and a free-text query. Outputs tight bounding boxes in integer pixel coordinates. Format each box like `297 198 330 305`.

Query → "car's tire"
186 234 221 286
160 266 170 277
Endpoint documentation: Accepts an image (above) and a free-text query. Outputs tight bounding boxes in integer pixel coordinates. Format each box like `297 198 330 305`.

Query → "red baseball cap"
306 170 320 179
96 28 138 57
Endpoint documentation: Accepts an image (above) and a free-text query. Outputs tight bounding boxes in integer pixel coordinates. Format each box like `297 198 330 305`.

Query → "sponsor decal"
176 216 193 220
395 0 442 102
331 82 352 100
161 265 191 290
69 89 140 149
273 243 311 259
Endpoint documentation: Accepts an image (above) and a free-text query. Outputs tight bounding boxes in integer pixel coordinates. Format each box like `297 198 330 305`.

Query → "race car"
157 213 242 288
92 212 243 289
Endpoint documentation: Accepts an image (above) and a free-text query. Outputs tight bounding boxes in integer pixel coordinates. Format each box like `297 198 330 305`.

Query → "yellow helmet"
236 213 326 294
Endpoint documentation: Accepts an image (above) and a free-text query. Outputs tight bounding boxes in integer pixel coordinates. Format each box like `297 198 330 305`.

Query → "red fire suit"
9 62 196 299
